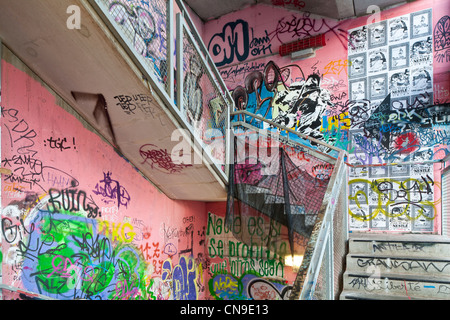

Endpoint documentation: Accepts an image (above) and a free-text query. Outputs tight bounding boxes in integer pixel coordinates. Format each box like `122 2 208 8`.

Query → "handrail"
232 110 450 171
86 0 235 183
289 148 347 300
231 109 346 159
231 105 348 300
232 121 338 165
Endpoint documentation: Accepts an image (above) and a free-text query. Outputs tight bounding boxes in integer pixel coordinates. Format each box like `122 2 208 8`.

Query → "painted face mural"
231 61 335 150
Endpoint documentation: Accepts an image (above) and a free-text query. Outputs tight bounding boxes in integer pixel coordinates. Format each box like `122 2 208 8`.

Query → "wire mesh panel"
288 148 346 300
311 237 331 300
103 0 169 87
181 28 229 173
443 167 450 237
331 176 348 299
227 125 336 259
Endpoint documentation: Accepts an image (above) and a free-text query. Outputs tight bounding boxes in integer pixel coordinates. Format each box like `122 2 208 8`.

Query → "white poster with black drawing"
411 152 434 165
369 74 388 100
391 96 410 110
349 181 368 205
389 68 410 98
349 78 367 101
348 53 367 79
368 48 388 74
348 26 368 54
412 205 434 231
369 166 388 178
389 164 411 177
411 67 433 95
410 92 433 108
410 36 432 67
349 205 369 230
369 205 388 230
369 21 388 49
389 15 409 43
411 9 432 39
389 42 410 70
389 204 412 231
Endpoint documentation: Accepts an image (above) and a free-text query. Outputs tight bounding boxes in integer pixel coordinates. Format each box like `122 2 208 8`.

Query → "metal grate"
311 238 331 300
105 0 169 87
181 28 229 172
331 174 348 299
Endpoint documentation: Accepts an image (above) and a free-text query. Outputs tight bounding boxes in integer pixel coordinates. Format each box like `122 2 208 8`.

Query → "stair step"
346 254 450 277
343 271 450 300
339 290 445 300
243 185 271 194
349 234 450 258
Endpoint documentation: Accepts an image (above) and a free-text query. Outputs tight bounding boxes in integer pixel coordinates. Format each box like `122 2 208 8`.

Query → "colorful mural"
204 0 450 234
2 0 450 301
0 58 208 300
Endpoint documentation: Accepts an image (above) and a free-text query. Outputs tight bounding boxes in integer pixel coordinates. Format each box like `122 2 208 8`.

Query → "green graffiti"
22 209 149 300
208 270 289 300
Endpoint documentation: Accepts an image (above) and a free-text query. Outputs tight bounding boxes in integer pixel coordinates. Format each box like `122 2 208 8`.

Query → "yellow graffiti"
97 221 136 243
348 177 441 222
320 112 351 132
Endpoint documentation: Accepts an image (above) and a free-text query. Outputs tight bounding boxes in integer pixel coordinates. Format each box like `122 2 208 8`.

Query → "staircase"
340 233 450 300
237 184 318 237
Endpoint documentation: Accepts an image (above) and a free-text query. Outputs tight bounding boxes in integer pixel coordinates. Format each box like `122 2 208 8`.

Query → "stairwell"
340 233 450 300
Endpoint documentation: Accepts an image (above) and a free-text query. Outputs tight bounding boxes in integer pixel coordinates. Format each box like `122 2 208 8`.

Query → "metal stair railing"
231 109 342 164
290 152 347 300
0 284 56 300
230 109 349 300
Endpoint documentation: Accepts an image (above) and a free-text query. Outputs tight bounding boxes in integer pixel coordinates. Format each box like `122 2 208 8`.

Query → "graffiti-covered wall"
205 202 299 300
0 49 208 300
203 0 450 234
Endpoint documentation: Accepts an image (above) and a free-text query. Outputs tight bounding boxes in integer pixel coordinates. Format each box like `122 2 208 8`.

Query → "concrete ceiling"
0 0 228 201
184 0 410 21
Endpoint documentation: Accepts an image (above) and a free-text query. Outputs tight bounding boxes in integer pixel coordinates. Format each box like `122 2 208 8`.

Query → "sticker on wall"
368 48 388 74
389 42 410 70
388 15 409 43
368 21 388 49
410 36 432 67
411 9 432 39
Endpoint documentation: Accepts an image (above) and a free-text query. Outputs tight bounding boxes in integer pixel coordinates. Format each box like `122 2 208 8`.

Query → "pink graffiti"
47 255 94 283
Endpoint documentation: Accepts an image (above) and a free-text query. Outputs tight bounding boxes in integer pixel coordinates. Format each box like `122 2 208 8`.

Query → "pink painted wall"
202 0 450 235
0 58 207 300
205 201 299 300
